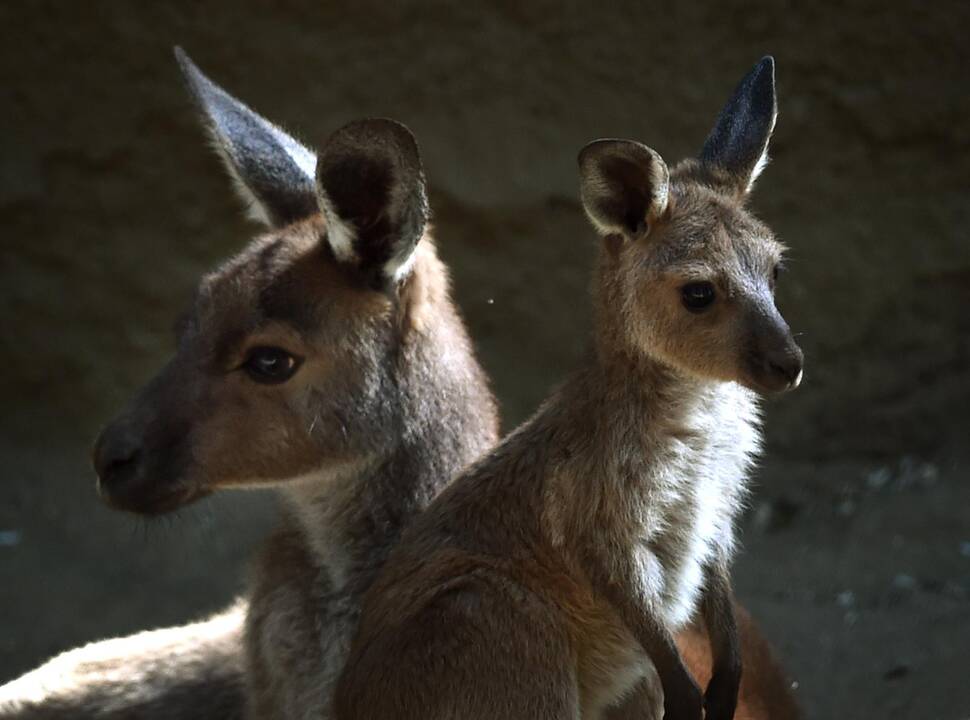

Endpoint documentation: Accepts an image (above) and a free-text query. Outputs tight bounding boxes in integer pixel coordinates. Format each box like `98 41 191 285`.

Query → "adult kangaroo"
0 48 498 720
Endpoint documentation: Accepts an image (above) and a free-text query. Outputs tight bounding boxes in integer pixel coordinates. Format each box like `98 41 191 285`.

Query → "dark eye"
243 346 301 384
681 282 716 313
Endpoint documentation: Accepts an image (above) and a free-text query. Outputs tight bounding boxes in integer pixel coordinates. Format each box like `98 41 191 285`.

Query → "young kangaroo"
336 57 802 720
0 53 801 720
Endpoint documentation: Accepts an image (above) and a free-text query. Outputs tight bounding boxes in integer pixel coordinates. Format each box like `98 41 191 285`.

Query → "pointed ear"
315 119 429 287
700 56 778 194
578 139 669 240
174 47 318 228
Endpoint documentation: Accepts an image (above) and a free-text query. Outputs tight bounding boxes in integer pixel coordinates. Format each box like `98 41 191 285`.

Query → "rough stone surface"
1 2 968 718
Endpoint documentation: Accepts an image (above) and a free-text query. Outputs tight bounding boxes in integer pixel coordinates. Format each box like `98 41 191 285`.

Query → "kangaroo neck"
579 340 717 451
279 307 498 596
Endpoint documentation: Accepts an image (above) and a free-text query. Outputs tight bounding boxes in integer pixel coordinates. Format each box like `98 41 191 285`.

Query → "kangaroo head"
578 57 803 395
93 50 445 514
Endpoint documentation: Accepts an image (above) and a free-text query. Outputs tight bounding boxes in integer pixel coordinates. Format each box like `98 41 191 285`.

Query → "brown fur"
336 60 803 720
677 607 802 720
84 117 502 719
0 56 800 720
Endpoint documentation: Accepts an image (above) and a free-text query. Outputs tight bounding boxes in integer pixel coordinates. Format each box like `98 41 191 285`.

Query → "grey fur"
175 47 318 227
700 56 778 192
0 603 247 719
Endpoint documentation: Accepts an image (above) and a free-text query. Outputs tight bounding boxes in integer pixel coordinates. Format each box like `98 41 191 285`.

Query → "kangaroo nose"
765 345 804 389
92 428 141 485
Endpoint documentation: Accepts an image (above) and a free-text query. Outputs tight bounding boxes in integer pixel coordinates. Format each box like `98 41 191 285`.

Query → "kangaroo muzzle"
92 420 142 498
745 304 804 394
91 361 198 514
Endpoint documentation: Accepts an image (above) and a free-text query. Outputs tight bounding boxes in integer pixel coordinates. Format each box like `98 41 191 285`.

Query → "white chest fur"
543 379 762 630
645 382 761 628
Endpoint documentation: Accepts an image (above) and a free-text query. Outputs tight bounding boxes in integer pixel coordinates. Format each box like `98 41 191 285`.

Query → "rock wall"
2 1 967 458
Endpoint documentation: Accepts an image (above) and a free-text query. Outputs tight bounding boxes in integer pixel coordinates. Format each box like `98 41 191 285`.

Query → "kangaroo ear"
578 139 669 240
174 47 318 228
700 56 778 195
315 119 429 287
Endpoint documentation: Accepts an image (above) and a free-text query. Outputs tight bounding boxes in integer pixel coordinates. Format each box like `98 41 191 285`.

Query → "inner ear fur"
578 139 670 240
315 119 429 289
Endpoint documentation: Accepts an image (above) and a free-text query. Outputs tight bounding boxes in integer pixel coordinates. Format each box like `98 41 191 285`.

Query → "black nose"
92 429 141 485
764 345 804 388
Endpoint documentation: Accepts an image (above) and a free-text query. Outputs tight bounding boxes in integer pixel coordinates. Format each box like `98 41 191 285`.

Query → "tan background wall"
1 2 968 717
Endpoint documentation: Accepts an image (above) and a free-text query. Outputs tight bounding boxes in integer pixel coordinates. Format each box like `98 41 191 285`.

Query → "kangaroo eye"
243 346 301 384
681 282 716 313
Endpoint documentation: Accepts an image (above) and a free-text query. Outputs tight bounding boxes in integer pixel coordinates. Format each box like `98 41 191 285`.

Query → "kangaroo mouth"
97 471 206 516
741 349 804 396
93 426 205 515
740 371 802 396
